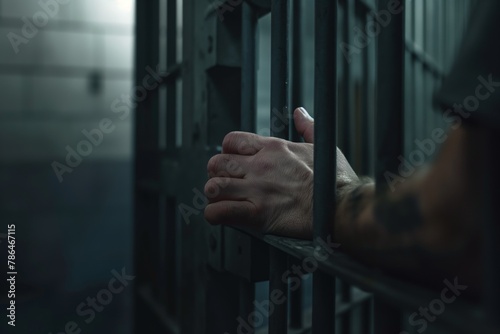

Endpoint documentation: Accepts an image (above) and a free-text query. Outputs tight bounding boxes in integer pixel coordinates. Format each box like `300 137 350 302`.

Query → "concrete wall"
0 1 134 333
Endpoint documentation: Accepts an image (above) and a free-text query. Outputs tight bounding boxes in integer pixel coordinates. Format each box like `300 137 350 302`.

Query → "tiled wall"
0 1 134 333
0 0 134 162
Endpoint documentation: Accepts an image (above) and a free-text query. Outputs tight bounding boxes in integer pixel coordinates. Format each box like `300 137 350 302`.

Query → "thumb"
293 107 314 143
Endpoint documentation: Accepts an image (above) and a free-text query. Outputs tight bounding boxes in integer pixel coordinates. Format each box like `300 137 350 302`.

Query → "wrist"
336 177 374 204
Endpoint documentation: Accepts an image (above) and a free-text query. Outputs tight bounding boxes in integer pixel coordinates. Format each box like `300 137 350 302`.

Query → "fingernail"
299 107 312 120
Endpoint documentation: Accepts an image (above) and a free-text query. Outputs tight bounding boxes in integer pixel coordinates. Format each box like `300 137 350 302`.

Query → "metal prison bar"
133 0 499 333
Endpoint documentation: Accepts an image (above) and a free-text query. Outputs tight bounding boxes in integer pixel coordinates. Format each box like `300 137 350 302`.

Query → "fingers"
293 108 315 143
204 177 249 202
204 177 259 227
207 154 248 178
222 131 266 155
204 200 257 227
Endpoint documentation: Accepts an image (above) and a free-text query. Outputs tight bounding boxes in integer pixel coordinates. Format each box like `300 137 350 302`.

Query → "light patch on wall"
115 0 133 13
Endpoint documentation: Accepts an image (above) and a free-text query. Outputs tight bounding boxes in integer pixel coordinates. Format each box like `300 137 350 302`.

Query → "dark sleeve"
434 1 500 130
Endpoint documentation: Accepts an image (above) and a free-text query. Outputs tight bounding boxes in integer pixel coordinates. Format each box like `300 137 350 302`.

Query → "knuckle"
266 137 287 151
254 157 274 173
227 159 243 175
238 138 252 154
214 175 230 188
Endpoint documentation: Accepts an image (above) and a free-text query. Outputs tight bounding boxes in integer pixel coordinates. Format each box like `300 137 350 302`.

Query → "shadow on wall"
0 0 135 333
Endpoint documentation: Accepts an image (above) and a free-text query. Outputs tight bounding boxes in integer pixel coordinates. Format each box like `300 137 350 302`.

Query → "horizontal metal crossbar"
220 230 487 334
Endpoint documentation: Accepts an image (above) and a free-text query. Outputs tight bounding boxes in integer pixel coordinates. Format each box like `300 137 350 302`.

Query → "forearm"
332 176 481 292
333 180 426 271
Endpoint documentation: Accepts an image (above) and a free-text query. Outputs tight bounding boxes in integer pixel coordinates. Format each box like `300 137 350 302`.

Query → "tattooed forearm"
346 184 369 223
374 194 423 233
340 178 423 234
341 177 374 224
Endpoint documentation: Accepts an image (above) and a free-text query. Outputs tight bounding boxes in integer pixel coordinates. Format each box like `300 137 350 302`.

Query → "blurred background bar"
270 0 289 139
162 0 178 317
268 248 288 334
241 1 257 133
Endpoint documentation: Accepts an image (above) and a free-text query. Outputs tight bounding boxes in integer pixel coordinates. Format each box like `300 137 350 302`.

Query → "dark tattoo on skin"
347 183 368 223
374 195 423 233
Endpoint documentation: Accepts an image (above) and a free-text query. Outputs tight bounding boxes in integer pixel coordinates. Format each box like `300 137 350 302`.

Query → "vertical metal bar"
313 0 337 247
446 0 455 73
269 248 289 334
164 198 177 315
346 0 356 166
374 0 405 327
435 0 443 128
373 0 404 330
166 0 178 147
242 2 257 133
269 1 290 332
290 0 304 320
443 0 449 73
164 0 178 316
412 0 423 146
134 0 160 161
271 0 290 139
205 269 241 334
373 299 402 334
179 0 212 332
360 298 373 334
340 281 352 333
134 0 160 332
367 11 377 177
375 0 404 191
403 4 413 164
483 131 500 332
289 258 303 329
360 3 371 175
240 6 258 322
341 0 354 161
289 284 303 329
312 0 337 333
455 0 462 49
239 280 256 328
337 4 347 154
313 274 336 333
421 0 428 139
290 0 303 142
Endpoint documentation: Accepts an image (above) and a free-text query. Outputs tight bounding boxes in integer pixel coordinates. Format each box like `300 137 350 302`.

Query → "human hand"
204 108 358 239
294 107 359 199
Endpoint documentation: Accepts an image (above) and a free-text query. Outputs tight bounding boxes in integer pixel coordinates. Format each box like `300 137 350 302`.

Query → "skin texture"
204 107 483 292
204 108 358 239
332 123 483 292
